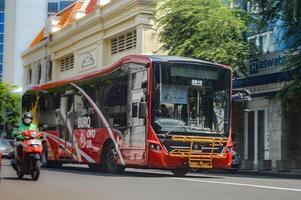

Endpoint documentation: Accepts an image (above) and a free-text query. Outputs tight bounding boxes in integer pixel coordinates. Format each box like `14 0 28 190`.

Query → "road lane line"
173 177 301 192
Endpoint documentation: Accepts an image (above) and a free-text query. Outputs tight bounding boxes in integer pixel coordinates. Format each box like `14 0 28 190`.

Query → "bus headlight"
150 143 161 151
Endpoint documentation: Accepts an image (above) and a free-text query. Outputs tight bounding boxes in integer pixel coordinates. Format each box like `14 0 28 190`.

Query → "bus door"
58 92 75 160
126 64 148 164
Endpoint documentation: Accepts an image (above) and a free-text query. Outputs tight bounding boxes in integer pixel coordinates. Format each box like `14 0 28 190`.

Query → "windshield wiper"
164 125 187 136
186 125 221 134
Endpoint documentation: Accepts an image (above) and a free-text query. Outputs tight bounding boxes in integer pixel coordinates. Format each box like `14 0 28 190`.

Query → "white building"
2 0 75 91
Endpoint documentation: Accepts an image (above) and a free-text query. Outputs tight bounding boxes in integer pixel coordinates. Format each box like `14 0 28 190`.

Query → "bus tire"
103 141 125 174
171 168 189 177
41 143 49 168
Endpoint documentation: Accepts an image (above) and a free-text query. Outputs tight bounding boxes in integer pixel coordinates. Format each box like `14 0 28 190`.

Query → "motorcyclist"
12 112 38 164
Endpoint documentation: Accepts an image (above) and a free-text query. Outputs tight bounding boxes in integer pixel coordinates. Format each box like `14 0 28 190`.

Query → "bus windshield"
152 62 231 136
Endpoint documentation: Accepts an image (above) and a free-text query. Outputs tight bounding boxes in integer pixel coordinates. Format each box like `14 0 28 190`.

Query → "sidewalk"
204 169 301 179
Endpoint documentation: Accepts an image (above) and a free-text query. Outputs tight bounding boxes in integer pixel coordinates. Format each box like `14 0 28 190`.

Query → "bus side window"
38 92 57 130
132 103 138 118
74 92 102 129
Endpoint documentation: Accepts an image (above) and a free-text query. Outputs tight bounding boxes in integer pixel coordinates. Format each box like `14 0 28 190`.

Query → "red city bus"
22 55 233 176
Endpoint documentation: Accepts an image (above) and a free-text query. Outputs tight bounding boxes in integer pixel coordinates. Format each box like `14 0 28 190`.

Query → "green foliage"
253 0 301 108
0 82 21 128
155 0 252 76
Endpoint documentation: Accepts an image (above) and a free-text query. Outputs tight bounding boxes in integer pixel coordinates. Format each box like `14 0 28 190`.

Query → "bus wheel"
41 143 48 167
103 141 125 174
171 168 189 177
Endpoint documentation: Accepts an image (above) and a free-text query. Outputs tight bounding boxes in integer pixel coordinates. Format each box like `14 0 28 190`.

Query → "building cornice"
22 39 48 58
48 0 154 54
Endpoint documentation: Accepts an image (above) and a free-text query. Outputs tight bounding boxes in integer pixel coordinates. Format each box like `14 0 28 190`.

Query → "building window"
60 55 74 72
0 23 3 32
48 0 75 15
47 60 53 82
48 2 59 13
59 1 74 10
248 31 274 54
37 64 42 84
247 0 259 13
0 0 4 12
29 68 32 84
0 12 4 23
111 30 137 55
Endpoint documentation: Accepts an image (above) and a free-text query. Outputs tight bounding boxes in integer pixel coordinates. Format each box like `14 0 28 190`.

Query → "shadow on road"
2 159 299 180
42 166 220 179
2 177 33 181
46 165 301 180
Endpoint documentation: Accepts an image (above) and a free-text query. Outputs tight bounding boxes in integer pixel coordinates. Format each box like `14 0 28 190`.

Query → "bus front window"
152 62 231 136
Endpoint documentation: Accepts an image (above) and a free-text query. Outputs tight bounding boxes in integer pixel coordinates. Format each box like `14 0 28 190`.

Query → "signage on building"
80 52 95 68
79 49 97 70
247 51 288 76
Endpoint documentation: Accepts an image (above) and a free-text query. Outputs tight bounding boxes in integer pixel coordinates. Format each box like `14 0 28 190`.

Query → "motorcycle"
11 130 43 181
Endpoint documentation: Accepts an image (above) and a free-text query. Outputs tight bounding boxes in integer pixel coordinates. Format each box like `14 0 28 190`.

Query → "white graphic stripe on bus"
70 83 125 166
59 107 83 162
43 132 95 162
43 132 77 160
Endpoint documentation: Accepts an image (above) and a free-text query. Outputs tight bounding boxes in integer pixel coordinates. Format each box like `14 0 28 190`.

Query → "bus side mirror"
39 124 48 131
139 101 147 118
232 89 251 102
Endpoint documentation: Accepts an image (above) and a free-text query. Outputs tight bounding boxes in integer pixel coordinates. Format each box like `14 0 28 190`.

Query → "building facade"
0 0 4 80
233 3 301 170
22 0 162 88
1 0 76 90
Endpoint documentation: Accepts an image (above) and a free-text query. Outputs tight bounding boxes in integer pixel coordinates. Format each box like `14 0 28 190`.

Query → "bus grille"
167 135 228 169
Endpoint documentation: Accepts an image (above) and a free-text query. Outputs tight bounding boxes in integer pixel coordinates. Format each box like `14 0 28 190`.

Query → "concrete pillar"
40 58 47 84
243 111 248 160
254 111 258 165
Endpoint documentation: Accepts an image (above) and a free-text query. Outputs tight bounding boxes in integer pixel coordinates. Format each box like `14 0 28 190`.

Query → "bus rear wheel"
103 141 125 174
171 168 189 177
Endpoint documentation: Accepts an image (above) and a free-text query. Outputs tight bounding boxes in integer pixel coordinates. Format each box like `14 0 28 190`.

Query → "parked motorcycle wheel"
30 160 40 181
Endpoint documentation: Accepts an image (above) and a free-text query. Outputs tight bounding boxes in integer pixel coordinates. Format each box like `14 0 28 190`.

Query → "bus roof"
28 55 230 92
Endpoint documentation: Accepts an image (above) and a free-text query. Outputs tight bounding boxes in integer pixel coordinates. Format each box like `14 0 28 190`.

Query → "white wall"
3 0 47 90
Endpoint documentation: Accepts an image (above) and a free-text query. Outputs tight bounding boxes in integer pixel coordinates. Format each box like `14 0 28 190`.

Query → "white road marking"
173 177 301 192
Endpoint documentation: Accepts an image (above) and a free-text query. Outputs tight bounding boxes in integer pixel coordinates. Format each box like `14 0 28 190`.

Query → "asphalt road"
1 159 301 200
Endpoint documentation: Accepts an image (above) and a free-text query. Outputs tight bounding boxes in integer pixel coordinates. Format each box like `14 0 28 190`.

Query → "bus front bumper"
168 135 229 169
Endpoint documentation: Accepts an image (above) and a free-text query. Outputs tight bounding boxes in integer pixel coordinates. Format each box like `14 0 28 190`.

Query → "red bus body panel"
27 55 232 170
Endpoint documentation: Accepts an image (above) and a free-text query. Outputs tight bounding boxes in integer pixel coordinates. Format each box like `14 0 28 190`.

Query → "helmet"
22 112 33 125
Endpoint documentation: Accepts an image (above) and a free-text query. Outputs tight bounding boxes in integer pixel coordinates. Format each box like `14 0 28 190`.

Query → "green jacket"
13 123 38 141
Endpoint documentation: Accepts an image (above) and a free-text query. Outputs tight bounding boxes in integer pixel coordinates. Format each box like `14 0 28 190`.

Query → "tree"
252 0 301 109
155 0 252 75
0 82 21 135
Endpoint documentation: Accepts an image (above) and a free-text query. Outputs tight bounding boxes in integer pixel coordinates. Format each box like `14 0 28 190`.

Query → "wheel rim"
107 147 117 169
